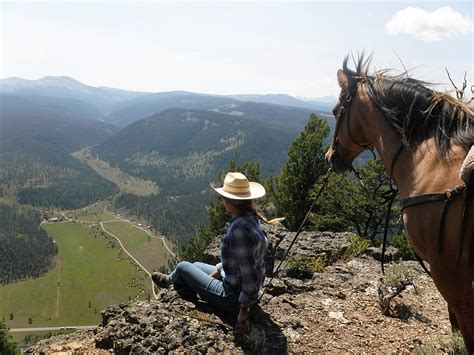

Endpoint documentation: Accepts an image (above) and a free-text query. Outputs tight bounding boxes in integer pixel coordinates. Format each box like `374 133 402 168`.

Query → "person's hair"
224 197 283 225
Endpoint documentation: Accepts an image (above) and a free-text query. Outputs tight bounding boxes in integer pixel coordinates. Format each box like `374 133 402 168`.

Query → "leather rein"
331 80 473 274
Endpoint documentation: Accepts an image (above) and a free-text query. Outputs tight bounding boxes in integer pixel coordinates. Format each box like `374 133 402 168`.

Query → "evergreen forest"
0 203 58 284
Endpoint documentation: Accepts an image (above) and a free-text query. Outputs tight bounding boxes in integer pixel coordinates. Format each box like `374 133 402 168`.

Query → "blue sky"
1 1 472 98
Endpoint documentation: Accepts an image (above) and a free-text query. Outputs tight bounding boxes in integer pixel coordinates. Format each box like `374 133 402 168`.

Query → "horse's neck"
371 113 465 199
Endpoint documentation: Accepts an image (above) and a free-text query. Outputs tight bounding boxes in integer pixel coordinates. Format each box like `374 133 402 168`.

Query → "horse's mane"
342 54 474 158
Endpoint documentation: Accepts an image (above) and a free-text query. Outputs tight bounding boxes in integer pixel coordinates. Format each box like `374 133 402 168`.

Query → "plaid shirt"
219 213 268 304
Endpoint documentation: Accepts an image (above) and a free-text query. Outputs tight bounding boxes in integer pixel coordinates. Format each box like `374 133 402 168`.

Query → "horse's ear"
337 69 349 89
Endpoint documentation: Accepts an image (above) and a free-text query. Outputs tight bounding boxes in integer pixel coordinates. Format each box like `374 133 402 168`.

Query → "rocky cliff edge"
26 225 453 354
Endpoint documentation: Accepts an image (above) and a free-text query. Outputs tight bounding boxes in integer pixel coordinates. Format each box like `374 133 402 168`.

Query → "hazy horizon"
1 1 473 98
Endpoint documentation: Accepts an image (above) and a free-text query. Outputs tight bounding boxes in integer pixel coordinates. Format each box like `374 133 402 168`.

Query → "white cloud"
385 6 474 42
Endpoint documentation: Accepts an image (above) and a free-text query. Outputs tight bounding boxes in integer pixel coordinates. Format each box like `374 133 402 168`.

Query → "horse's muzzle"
328 152 351 173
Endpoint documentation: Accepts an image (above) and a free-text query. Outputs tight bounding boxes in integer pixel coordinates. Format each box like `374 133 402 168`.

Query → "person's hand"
210 270 219 278
238 304 251 330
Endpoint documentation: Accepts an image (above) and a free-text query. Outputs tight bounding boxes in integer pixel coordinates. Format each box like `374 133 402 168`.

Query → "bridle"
330 80 374 172
329 79 410 274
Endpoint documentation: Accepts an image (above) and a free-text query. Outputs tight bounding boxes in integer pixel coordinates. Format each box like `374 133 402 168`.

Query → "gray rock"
364 246 400 262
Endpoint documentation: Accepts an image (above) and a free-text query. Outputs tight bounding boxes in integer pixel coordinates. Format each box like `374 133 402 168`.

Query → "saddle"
460 146 474 183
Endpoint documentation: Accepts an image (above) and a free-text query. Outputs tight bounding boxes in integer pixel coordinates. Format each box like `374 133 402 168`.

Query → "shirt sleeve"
231 226 259 304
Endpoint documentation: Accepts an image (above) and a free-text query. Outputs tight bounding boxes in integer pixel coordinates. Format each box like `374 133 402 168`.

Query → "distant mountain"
106 91 238 126
298 95 338 104
107 92 313 127
1 76 336 126
106 92 321 128
0 76 148 114
0 93 118 208
0 94 116 152
228 94 335 112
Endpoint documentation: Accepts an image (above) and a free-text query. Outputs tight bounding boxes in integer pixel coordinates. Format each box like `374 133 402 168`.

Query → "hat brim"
211 182 266 200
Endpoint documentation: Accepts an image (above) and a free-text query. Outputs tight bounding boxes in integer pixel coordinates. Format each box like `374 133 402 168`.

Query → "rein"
258 168 333 304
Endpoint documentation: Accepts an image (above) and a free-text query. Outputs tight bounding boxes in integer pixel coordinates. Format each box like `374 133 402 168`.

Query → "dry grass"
72 148 159 196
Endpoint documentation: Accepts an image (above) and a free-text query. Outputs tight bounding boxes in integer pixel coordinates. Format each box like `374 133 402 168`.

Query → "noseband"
330 81 373 171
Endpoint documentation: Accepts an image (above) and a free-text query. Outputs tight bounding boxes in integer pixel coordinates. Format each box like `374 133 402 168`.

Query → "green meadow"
70 201 117 223
0 222 150 329
101 221 172 274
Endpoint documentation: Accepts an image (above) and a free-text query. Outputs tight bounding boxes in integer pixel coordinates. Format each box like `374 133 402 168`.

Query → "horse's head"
325 67 373 173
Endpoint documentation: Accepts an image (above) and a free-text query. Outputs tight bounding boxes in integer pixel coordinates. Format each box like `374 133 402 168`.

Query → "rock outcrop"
26 226 453 354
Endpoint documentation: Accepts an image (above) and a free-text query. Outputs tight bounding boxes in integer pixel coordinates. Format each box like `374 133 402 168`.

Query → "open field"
65 200 117 223
101 221 172 273
0 222 151 329
11 329 76 349
0 196 15 204
73 148 159 196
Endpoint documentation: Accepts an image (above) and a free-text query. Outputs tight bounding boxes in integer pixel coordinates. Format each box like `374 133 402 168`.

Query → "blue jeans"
168 261 240 315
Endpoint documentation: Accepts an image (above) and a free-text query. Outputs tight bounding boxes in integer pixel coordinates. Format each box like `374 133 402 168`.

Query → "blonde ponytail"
254 208 285 225
229 198 285 225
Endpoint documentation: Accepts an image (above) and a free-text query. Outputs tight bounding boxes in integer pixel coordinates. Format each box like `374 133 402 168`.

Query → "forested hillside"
0 203 57 284
93 108 306 241
0 94 119 209
0 94 116 151
94 108 301 193
105 92 318 127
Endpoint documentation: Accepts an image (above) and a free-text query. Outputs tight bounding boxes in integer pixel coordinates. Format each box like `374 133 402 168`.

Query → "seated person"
152 172 268 329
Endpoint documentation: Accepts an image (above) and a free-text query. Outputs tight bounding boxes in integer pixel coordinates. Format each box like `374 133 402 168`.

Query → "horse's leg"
429 265 474 353
450 303 474 353
448 304 460 331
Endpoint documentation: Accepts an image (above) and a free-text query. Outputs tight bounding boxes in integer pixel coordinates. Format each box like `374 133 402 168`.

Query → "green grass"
75 210 116 223
0 222 150 329
101 221 172 273
11 329 75 348
71 201 117 223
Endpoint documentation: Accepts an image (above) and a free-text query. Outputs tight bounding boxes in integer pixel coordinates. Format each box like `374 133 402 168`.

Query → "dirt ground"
262 257 458 353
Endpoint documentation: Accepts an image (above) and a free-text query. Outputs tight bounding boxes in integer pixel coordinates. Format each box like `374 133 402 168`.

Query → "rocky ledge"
26 226 454 354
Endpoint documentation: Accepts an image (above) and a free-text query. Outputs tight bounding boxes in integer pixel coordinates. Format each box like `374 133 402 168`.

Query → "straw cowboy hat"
211 172 265 200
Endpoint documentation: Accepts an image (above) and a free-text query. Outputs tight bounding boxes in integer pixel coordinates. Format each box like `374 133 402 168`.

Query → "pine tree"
312 159 402 244
273 114 330 231
0 320 19 355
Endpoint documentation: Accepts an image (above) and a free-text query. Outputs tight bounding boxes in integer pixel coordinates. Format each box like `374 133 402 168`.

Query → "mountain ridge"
1 76 334 124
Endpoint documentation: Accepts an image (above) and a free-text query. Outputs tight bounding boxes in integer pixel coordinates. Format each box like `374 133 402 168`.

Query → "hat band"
223 184 250 195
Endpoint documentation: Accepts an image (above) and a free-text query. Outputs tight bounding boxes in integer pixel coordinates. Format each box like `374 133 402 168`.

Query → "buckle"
445 184 466 199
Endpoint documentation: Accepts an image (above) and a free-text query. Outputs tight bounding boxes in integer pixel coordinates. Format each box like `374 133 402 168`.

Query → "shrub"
444 331 468 355
344 234 370 259
378 261 416 315
286 254 328 279
390 233 416 260
414 331 468 355
413 344 438 354
383 262 416 289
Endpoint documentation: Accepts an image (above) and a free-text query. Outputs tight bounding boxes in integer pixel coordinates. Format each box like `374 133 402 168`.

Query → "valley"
0 75 334 347
0 206 175 333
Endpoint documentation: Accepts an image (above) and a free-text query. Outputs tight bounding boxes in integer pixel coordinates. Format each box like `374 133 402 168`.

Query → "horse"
325 54 474 351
